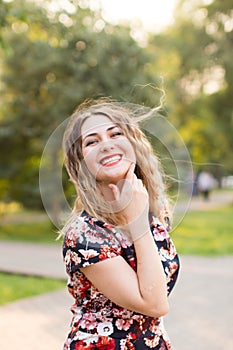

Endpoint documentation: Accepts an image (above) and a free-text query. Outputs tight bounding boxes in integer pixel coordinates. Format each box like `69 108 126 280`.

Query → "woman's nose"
100 140 114 152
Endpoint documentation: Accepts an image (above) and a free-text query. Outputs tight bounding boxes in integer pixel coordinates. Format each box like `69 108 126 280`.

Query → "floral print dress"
62 211 180 350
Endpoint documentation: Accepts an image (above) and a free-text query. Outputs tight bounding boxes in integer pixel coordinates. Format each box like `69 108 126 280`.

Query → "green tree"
148 0 233 177
0 0 160 222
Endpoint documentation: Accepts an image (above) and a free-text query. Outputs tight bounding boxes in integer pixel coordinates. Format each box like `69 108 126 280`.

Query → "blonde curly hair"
63 98 170 226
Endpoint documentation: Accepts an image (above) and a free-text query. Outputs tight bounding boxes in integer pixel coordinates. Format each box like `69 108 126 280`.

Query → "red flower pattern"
62 212 180 349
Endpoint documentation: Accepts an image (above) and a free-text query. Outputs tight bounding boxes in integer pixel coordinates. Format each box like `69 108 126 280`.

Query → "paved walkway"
188 189 233 210
0 190 233 350
175 189 233 212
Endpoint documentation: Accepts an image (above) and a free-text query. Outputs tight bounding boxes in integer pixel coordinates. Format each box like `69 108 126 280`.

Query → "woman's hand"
81 163 169 317
108 163 150 240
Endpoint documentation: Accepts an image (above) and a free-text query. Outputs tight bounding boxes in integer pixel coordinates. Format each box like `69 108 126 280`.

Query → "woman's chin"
97 171 127 185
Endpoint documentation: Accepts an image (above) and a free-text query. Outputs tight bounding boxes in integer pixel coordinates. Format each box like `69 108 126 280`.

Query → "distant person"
192 170 199 196
61 99 180 349
197 169 215 201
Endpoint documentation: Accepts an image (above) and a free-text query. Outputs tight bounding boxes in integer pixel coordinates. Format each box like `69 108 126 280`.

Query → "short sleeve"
62 216 122 274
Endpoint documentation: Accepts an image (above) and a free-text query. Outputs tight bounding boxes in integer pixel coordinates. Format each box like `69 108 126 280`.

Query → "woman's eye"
85 139 97 147
111 131 123 137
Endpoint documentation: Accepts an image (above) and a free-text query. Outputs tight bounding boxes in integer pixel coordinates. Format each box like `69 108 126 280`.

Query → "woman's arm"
81 232 168 318
80 164 168 318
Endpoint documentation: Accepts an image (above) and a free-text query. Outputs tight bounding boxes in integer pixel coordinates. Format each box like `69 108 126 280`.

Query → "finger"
125 162 136 181
108 184 120 200
136 178 143 187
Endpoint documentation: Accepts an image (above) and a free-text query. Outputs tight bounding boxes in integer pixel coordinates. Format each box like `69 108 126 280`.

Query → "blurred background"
0 0 232 349
0 0 232 218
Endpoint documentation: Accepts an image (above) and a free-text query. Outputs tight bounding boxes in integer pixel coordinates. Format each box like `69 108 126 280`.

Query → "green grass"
171 205 233 255
0 272 66 305
1 206 233 255
0 220 60 243
0 205 232 305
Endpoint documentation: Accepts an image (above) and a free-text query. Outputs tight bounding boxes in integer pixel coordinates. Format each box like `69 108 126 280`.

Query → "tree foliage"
0 0 232 215
0 0 160 212
148 0 233 178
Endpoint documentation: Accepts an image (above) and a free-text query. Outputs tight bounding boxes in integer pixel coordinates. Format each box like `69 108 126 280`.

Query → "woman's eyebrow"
83 132 97 141
83 125 119 141
107 125 119 131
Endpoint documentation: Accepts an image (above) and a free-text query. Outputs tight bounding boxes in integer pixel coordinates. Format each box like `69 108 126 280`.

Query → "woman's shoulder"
62 212 87 233
62 211 123 266
62 211 122 248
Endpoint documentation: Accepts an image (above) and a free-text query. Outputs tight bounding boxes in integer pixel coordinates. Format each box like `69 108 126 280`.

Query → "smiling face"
81 114 136 185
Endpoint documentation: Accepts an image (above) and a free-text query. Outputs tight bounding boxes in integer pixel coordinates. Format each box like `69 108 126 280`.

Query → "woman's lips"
100 154 122 166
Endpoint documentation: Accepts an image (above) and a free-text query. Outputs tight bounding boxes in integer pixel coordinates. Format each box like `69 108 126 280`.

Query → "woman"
62 99 180 349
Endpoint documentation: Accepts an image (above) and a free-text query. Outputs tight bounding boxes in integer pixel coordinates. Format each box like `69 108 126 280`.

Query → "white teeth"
101 155 121 165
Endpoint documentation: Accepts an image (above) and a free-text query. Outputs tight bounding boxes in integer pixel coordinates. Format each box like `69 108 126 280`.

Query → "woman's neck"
98 182 115 201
